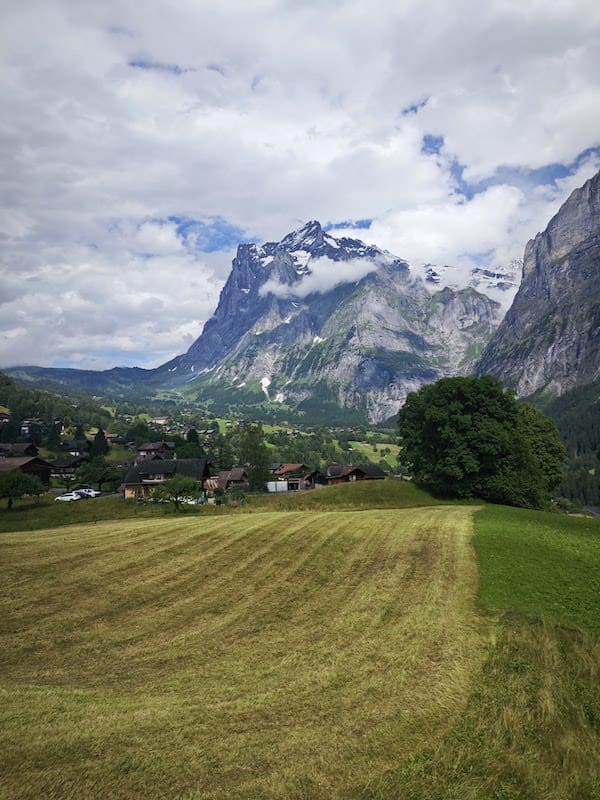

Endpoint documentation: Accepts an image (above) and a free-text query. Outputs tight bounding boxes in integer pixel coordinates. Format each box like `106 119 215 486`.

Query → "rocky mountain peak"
523 170 600 280
279 220 325 251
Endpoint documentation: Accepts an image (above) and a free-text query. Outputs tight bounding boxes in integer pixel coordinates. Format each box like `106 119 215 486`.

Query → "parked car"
55 492 82 502
75 488 101 498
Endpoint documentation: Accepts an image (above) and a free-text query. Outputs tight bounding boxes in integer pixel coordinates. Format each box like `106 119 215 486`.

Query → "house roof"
356 463 387 478
326 463 367 478
137 441 175 451
0 456 53 473
271 463 308 476
219 467 249 483
123 458 210 485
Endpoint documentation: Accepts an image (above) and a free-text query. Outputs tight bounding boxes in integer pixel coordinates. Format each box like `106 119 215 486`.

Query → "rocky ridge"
477 170 600 397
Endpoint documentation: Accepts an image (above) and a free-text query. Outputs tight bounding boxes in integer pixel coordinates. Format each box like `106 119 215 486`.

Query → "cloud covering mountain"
259 257 381 299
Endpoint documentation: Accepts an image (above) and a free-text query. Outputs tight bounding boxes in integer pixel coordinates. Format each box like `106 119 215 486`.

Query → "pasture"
1 483 599 798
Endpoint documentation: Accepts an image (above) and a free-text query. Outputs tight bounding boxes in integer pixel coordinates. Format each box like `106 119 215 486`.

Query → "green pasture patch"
473 505 600 630
0 506 484 799
248 479 446 512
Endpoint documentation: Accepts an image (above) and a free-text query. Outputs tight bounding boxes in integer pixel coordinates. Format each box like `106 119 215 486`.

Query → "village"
0 392 395 506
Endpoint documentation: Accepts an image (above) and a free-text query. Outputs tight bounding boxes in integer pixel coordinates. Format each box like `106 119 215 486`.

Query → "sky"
1 0 599 371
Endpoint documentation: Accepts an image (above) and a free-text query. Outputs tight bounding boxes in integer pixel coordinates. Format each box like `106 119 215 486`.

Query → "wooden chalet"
121 458 211 500
267 463 309 491
136 441 176 460
216 467 250 491
322 464 386 485
0 456 53 488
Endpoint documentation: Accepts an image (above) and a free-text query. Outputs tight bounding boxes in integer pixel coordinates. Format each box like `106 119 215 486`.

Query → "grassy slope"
361 504 600 800
1 505 483 799
1 483 599 799
0 480 443 534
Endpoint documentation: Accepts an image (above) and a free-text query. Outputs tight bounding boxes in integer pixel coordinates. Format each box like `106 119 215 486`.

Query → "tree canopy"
0 470 46 509
75 458 122 492
153 476 200 511
398 376 565 509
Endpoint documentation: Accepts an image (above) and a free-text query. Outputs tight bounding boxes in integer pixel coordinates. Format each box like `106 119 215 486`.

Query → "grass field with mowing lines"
361 504 600 800
1 506 485 799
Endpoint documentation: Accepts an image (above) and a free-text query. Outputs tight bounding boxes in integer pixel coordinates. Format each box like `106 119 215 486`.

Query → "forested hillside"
540 380 600 506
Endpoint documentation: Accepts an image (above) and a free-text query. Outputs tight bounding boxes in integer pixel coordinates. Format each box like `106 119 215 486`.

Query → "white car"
55 492 82 502
75 488 101 498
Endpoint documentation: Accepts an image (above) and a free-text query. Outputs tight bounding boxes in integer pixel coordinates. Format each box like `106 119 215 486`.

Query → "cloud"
259 257 380 299
0 0 599 368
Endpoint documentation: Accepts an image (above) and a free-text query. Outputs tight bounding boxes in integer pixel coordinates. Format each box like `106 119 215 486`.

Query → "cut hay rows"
1 507 484 799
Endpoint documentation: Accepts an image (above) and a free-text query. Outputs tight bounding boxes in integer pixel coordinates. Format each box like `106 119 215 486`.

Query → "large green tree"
398 376 565 509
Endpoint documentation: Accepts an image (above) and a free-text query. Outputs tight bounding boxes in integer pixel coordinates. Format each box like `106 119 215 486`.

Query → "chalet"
325 464 367 485
50 454 90 480
105 433 126 446
357 463 387 480
0 405 10 423
0 456 53 488
60 439 90 457
216 467 250 491
121 458 211 500
136 441 176 460
323 463 387 485
267 463 309 492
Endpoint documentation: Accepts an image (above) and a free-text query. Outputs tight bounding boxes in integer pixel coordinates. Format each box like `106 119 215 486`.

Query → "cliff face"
477 170 600 397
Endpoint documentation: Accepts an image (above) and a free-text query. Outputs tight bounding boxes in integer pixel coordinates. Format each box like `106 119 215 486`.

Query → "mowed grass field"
1 483 599 799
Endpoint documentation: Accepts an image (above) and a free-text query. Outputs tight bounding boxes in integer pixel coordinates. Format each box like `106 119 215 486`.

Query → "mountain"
5 221 504 424
162 221 502 422
477 170 600 397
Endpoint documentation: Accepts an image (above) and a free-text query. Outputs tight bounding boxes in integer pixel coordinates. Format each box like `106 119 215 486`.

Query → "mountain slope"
477 170 600 397
169 221 501 422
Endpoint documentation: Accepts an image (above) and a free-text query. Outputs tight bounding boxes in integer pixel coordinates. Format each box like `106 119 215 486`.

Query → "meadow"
1 482 599 799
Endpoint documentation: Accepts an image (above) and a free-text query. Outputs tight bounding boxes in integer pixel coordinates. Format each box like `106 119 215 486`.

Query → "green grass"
248 479 444 512
0 481 442 534
0 495 174 533
1 487 599 799
474 504 600 631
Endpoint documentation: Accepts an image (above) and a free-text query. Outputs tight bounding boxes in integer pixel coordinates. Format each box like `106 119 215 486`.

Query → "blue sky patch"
421 134 444 155
464 146 600 197
325 218 372 232
168 216 248 252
